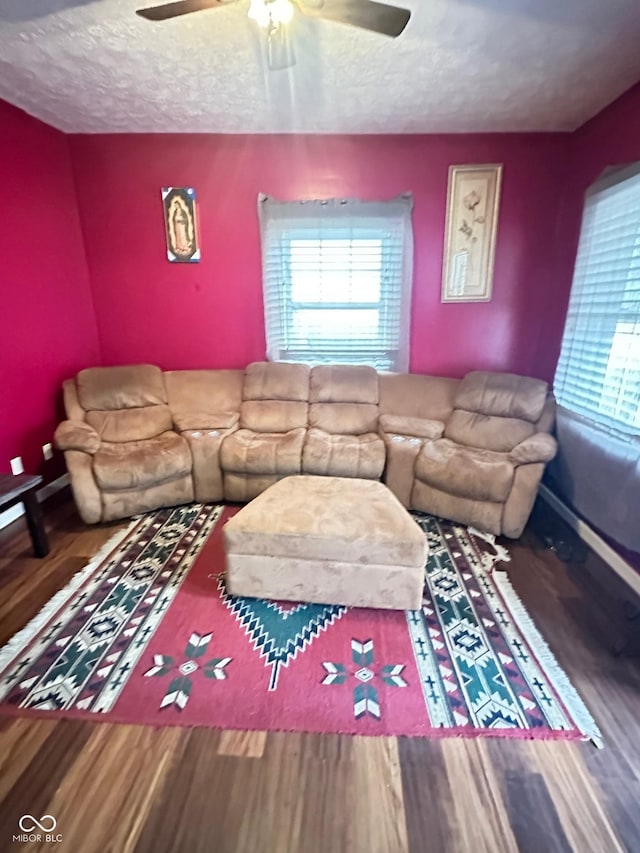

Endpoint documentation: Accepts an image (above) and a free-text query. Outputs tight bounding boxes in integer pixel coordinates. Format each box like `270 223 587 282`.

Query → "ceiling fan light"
249 0 294 29
248 0 271 29
271 0 294 25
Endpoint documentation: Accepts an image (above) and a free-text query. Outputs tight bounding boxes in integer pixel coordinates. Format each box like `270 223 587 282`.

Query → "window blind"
554 166 640 436
258 194 414 371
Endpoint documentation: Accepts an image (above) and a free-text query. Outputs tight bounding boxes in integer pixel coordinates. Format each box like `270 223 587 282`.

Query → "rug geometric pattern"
0 503 601 745
218 576 346 690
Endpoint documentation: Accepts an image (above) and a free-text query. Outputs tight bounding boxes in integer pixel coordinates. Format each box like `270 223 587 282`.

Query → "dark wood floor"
0 491 639 853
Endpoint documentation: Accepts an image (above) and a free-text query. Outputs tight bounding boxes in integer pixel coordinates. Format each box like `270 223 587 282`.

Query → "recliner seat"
54 364 194 523
220 361 310 502
302 365 385 479
410 371 557 538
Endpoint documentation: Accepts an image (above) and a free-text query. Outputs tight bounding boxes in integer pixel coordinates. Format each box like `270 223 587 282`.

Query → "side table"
0 473 50 557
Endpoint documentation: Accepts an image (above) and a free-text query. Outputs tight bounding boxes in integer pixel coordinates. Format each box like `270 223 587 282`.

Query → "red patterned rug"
0 504 601 744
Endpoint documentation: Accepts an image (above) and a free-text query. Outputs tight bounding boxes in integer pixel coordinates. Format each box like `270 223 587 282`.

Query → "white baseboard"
0 473 70 532
539 483 640 599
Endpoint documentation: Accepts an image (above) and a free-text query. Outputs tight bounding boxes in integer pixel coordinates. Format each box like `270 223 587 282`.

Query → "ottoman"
223 475 428 610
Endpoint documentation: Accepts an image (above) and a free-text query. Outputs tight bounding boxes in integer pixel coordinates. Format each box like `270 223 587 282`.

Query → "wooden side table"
0 473 50 557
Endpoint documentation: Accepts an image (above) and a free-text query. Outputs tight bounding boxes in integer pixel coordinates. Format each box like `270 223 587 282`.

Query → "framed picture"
162 187 201 263
441 164 503 302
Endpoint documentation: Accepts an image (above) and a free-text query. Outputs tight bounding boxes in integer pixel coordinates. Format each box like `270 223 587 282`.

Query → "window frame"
554 164 640 438
258 194 414 372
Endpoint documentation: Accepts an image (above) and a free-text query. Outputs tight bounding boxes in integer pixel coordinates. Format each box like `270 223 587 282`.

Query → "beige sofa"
55 361 557 537
220 362 310 502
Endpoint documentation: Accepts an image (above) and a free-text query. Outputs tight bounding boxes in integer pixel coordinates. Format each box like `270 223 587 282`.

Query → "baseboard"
0 473 70 532
539 483 640 599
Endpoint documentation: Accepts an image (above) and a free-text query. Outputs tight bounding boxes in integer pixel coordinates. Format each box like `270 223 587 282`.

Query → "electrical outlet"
10 456 24 475
42 443 54 461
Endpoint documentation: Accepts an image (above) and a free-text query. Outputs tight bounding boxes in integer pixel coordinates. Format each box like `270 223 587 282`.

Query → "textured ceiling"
0 0 638 133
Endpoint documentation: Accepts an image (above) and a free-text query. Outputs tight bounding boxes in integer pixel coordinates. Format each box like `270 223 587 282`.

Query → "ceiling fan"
136 0 411 70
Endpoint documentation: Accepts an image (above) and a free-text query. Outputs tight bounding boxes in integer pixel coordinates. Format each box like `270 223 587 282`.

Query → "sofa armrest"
173 411 239 432
509 433 557 466
379 414 445 440
54 420 101 454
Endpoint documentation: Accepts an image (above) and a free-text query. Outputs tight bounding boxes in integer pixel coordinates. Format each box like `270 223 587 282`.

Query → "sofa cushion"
101 475 194 523
309 365 379 404
86 405 173 443
220 428 305 475
411 480 504 536
379 414 445 440
379 373 459 421
309 402 378 435
244 362 310 402
240 400 308 433
444 409 535 453
223 473 284 503
93 431 191 491
415 438 514 503
77 365 166 411
454 371 548 423
164 369 244 414
302 429 385 479
173 411 239 432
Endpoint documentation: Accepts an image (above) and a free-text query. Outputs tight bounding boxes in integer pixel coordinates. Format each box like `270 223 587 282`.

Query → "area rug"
0 504 602 745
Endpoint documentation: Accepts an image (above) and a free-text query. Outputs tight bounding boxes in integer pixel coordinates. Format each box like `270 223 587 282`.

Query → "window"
554 166 640 436
258 194 414 371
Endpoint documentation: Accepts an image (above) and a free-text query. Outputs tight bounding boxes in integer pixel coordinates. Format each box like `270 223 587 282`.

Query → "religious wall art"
162 187 200 263
441 164 502 302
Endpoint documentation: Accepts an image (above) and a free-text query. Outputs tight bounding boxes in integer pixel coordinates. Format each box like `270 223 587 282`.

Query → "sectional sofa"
54 361 557 538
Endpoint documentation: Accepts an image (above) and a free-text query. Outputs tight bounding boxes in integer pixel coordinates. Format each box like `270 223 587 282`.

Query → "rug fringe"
0 521 137 675
493 571 604 748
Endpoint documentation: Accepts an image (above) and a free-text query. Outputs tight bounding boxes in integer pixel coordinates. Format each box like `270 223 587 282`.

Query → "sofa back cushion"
454 371 548 423
378 373 459 422
309 365 379 404
307 365 379 435
444 371 549 453
239 362 309 433
165 369 244 414
240 401 309 433
309 404 379 435
77 365 167 411
444 410 535 453
243 362 310 402
86 406 173 443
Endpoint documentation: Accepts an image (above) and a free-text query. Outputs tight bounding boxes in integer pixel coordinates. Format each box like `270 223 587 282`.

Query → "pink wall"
0 101 100 481
571 81 640 187
70 132 571 382
553 82 640 325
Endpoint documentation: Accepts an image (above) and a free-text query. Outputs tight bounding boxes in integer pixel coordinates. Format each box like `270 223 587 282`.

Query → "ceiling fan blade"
300 0 410 37
136 0 229 21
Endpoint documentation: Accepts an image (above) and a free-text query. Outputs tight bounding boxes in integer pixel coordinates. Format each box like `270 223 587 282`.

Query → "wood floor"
0 492 639 853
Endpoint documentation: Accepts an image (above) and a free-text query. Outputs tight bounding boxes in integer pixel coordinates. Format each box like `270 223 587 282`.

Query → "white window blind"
554 166 640 436
258 194 414 371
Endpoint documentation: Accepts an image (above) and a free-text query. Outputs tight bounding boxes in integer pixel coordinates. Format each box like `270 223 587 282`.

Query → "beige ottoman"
223 475 428 610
